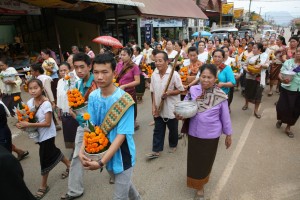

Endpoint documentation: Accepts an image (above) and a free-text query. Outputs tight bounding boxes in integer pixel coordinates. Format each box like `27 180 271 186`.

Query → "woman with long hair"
115 47 141 130
16 79 70 199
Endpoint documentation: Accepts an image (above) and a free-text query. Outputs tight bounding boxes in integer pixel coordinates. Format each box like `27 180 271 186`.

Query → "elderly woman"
276 46 300 138
176 64 232 200
242 43 269 118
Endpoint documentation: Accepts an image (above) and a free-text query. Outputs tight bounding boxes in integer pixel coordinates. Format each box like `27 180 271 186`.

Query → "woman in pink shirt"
85 45 95 59
115 47 141 129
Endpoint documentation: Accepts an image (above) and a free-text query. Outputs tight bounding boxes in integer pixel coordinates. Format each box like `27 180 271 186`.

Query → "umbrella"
192 31 212 37
92 36 123 49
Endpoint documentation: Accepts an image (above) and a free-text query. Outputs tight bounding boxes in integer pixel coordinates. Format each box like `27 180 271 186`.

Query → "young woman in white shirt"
164 40 178 62
57 62 79 151
16 79 70 200
197 41 209 63
132 46 143 66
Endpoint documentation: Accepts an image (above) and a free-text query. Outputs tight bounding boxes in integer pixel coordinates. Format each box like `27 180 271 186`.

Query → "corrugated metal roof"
137 0 208 19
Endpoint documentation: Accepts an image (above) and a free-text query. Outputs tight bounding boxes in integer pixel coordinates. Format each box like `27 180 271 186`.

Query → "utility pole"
248 0 252 22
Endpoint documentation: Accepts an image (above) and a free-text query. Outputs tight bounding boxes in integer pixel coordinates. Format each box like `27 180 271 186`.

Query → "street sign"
145 24 152 42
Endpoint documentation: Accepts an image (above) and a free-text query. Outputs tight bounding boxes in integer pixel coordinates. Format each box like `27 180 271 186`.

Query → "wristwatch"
97 159 104 172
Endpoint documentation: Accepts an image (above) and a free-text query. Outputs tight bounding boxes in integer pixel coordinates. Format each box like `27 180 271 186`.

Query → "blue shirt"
218 65 236 94
88 88 136 174
75 73 94 96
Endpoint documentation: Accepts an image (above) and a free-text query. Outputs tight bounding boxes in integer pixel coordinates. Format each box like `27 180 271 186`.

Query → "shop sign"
140 18 183 28
145 24 152 42
234 9 244 19
0 0 41 15
222 3 234 16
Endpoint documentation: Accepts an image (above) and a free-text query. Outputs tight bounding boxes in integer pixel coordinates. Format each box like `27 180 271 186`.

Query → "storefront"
135 0 207 46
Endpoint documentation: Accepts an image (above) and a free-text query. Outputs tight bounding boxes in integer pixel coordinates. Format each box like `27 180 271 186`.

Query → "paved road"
10 83 300 200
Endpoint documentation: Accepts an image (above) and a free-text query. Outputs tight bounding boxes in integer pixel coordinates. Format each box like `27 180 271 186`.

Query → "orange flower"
65 75 70 80
14 96 20 102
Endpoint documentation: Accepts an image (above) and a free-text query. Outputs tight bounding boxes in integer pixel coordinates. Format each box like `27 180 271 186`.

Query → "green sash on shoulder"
101 92 135 135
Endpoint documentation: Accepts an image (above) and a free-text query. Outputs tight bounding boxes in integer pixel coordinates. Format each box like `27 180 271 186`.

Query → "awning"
81 0 145 7
136 0 207 19
21 0 144 10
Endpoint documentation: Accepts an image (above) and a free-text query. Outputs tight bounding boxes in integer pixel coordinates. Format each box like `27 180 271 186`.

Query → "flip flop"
61 168 70 179
268 92 273 97
276 121 282 129
146 153 159 159
242 105 248 110
35 186 50 200
18 151 29 161
285 131 294 138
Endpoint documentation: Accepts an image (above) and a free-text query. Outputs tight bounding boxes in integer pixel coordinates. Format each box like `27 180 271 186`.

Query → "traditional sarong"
269 63 282 85
61 114 79 149
51 78 59 100
135 74 146 99
39 137 63 175
276 87 300 126
245 79 264 104
187 135 219 190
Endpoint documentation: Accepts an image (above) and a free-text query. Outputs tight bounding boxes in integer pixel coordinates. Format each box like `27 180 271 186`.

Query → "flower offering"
44 60 55 76
179 67 188 82
13 96 38 138
67 88 86 112
82 113 110 160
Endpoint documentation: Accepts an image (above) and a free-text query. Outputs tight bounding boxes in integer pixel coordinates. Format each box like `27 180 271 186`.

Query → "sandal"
242 105 248 110
61 193 83 200
109 176 115 184
254 112 261 119
168 147 177 153
285 131 294 138
18 151 29 161
35 186 49 200
276 121 282 129
268 92 273 97
61 168 70 179
146 152 159 159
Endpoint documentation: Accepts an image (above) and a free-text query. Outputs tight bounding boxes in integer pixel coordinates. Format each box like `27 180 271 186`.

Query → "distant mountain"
264 11 294 26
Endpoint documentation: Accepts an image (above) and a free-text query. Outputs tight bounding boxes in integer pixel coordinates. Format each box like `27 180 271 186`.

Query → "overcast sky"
231 0 300 18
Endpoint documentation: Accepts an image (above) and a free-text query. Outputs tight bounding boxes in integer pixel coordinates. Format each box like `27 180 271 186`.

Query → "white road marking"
210 109 266 200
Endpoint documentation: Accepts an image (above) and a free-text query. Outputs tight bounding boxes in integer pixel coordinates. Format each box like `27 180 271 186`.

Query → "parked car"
238 29 253 38
261 29 276 40
210 27 238 39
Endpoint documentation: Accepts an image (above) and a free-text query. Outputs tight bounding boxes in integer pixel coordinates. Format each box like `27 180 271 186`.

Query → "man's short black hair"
73 52 91 66
93 53 116 71
156 51 169 62
188 46 198 54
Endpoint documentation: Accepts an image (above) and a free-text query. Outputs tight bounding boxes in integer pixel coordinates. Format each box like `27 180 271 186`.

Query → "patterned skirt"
187 135 219 190
39 137 63 175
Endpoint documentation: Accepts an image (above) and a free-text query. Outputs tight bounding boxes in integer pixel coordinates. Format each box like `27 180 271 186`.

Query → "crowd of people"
0 29 299 200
